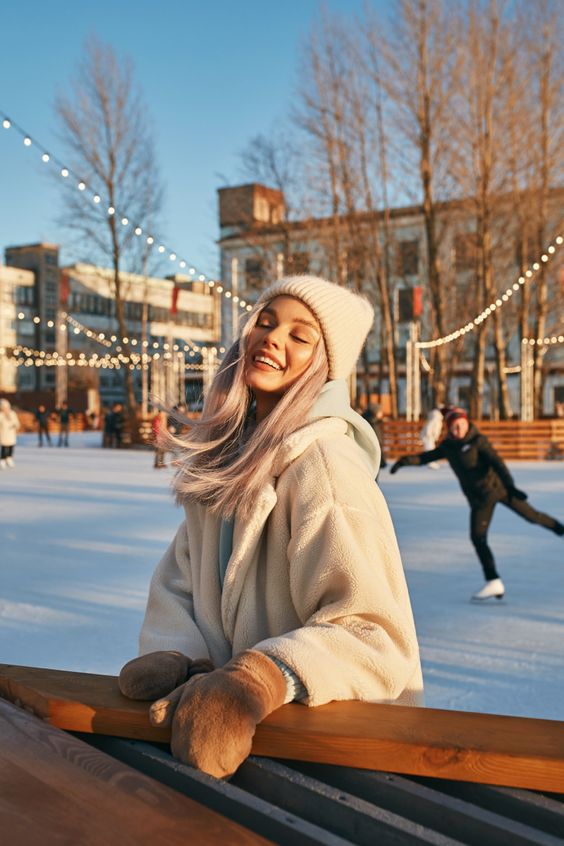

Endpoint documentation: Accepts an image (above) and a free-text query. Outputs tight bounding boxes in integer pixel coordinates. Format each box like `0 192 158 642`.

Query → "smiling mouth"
253 354 283 371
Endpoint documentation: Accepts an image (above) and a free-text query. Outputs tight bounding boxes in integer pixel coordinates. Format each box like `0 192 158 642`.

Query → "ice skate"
0 459 6 470
5 457 14 467
471 578 505 601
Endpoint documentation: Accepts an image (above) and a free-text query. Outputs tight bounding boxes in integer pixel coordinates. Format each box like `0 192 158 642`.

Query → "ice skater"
391 407 564 601
119 275 423 779
0 399 20 469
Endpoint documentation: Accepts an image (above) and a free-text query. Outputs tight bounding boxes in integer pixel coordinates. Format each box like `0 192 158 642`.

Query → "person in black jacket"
390 407 564 601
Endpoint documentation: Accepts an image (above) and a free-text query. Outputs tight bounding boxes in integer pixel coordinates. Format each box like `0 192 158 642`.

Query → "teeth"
255 355 281 370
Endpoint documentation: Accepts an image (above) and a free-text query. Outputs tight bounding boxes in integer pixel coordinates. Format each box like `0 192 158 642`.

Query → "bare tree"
295 13 400 414
522 0 564 415
56 37 163 413
379 0 462 408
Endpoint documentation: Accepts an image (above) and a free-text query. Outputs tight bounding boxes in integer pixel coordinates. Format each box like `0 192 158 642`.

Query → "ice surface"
1 431 563 720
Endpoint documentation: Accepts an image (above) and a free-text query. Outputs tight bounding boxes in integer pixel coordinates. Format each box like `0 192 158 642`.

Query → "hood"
272 379 381 478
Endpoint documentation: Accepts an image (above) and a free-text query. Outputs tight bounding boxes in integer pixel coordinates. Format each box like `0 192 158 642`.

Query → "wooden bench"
2 664 564 845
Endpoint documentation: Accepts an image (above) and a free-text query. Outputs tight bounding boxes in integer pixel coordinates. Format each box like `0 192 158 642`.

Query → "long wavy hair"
165 300 329 520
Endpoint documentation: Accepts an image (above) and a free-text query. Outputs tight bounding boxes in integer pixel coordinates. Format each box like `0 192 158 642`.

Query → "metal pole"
56 309 68 406
405 322 421 421
412 322 421 422
141 297 148 417
520 342 535 421
177 351 185 405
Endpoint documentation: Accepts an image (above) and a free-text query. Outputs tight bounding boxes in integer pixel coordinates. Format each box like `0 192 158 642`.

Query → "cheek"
291 346 316 375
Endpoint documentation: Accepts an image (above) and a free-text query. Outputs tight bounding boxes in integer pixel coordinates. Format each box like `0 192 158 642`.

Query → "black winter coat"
402 423 515 507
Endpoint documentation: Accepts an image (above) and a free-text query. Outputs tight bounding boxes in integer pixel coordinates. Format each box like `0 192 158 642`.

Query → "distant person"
391 407 564 601
55 401 73 447
361 403 387 472
35 404 52 447
102 406 114 447
152 409 168 469
87 410 99 430
419 407 445 470
112 402 125 448
167 402 188 436
0 399 20 469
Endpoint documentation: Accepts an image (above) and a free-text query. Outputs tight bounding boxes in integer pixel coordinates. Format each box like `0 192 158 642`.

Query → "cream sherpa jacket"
139 383 424 708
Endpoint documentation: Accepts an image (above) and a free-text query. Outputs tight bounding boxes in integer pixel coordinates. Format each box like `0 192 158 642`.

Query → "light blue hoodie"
308 379 381 478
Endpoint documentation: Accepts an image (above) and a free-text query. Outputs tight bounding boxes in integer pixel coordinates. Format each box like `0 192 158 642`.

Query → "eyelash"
256 321 309 344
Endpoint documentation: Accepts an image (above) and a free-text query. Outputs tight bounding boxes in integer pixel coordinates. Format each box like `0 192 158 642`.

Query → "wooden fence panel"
383 419 564 461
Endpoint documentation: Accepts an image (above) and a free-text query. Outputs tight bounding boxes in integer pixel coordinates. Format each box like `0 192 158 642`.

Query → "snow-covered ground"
1 431 563 720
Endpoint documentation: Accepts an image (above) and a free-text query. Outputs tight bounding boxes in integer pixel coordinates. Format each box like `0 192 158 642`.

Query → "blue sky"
0 0 382 277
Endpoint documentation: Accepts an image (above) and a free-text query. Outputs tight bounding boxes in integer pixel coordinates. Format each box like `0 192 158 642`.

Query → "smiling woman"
245 296 322 420
119 274 423 780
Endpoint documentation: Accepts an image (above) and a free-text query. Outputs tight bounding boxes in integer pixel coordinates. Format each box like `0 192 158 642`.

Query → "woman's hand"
119 651 213 701
149 650 287 778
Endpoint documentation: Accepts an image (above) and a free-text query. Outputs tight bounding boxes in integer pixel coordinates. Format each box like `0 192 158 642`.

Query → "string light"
522 334 564 346
417 233 564 350
0 108 253 312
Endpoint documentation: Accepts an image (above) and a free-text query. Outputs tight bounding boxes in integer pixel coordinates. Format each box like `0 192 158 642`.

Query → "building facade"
0 263 35 393
217 184 564 416
4 243 220 410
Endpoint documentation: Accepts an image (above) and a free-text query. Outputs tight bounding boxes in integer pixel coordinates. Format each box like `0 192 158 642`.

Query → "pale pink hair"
165 298 329 519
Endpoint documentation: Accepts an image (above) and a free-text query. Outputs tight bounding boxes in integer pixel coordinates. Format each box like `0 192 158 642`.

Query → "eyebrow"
261 307 320 331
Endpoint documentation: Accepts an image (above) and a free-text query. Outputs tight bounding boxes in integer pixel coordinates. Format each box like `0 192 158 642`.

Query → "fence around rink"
383 418 564 461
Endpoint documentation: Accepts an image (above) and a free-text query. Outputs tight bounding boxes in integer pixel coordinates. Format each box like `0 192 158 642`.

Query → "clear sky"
0 0 380 278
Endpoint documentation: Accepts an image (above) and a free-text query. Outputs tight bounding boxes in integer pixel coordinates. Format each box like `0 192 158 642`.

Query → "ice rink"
1 431 563 720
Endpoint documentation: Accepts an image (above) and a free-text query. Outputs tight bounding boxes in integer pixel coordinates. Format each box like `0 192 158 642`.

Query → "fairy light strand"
0 109 253 313
416 235 564 349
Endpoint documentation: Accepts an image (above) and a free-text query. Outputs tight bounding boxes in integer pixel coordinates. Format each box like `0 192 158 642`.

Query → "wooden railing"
2 663 564 793
383 419 564 461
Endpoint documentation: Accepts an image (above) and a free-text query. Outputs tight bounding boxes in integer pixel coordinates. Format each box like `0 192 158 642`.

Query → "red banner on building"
60 271 70 306
170 284 179 316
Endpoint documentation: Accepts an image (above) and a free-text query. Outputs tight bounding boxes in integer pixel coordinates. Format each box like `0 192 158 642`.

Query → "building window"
454 233 478 272
16 287 35 306
286 251 310 275
396 240 419 277
346 246 367 283
245 258 264 287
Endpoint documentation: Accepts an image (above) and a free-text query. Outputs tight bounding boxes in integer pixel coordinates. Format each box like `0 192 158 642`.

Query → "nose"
262 325 283 347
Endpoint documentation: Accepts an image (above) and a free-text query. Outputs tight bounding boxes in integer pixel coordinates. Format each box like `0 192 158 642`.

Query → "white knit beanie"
255 275 374 380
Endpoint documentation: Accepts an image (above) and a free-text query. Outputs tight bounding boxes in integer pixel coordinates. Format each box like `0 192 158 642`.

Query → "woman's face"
245 295 321 418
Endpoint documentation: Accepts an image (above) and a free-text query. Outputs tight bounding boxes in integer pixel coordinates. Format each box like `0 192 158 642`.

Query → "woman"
119 276 423 778
0 399 20 469
391 407 564 601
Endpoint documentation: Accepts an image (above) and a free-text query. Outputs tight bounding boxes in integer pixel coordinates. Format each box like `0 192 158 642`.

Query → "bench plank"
1 663 564 793
0 698 271 845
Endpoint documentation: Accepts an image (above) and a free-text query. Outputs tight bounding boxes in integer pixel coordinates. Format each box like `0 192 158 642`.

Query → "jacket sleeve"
254 443 423 707
402 443 446 465
138 521 210 660
477 435 514 489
